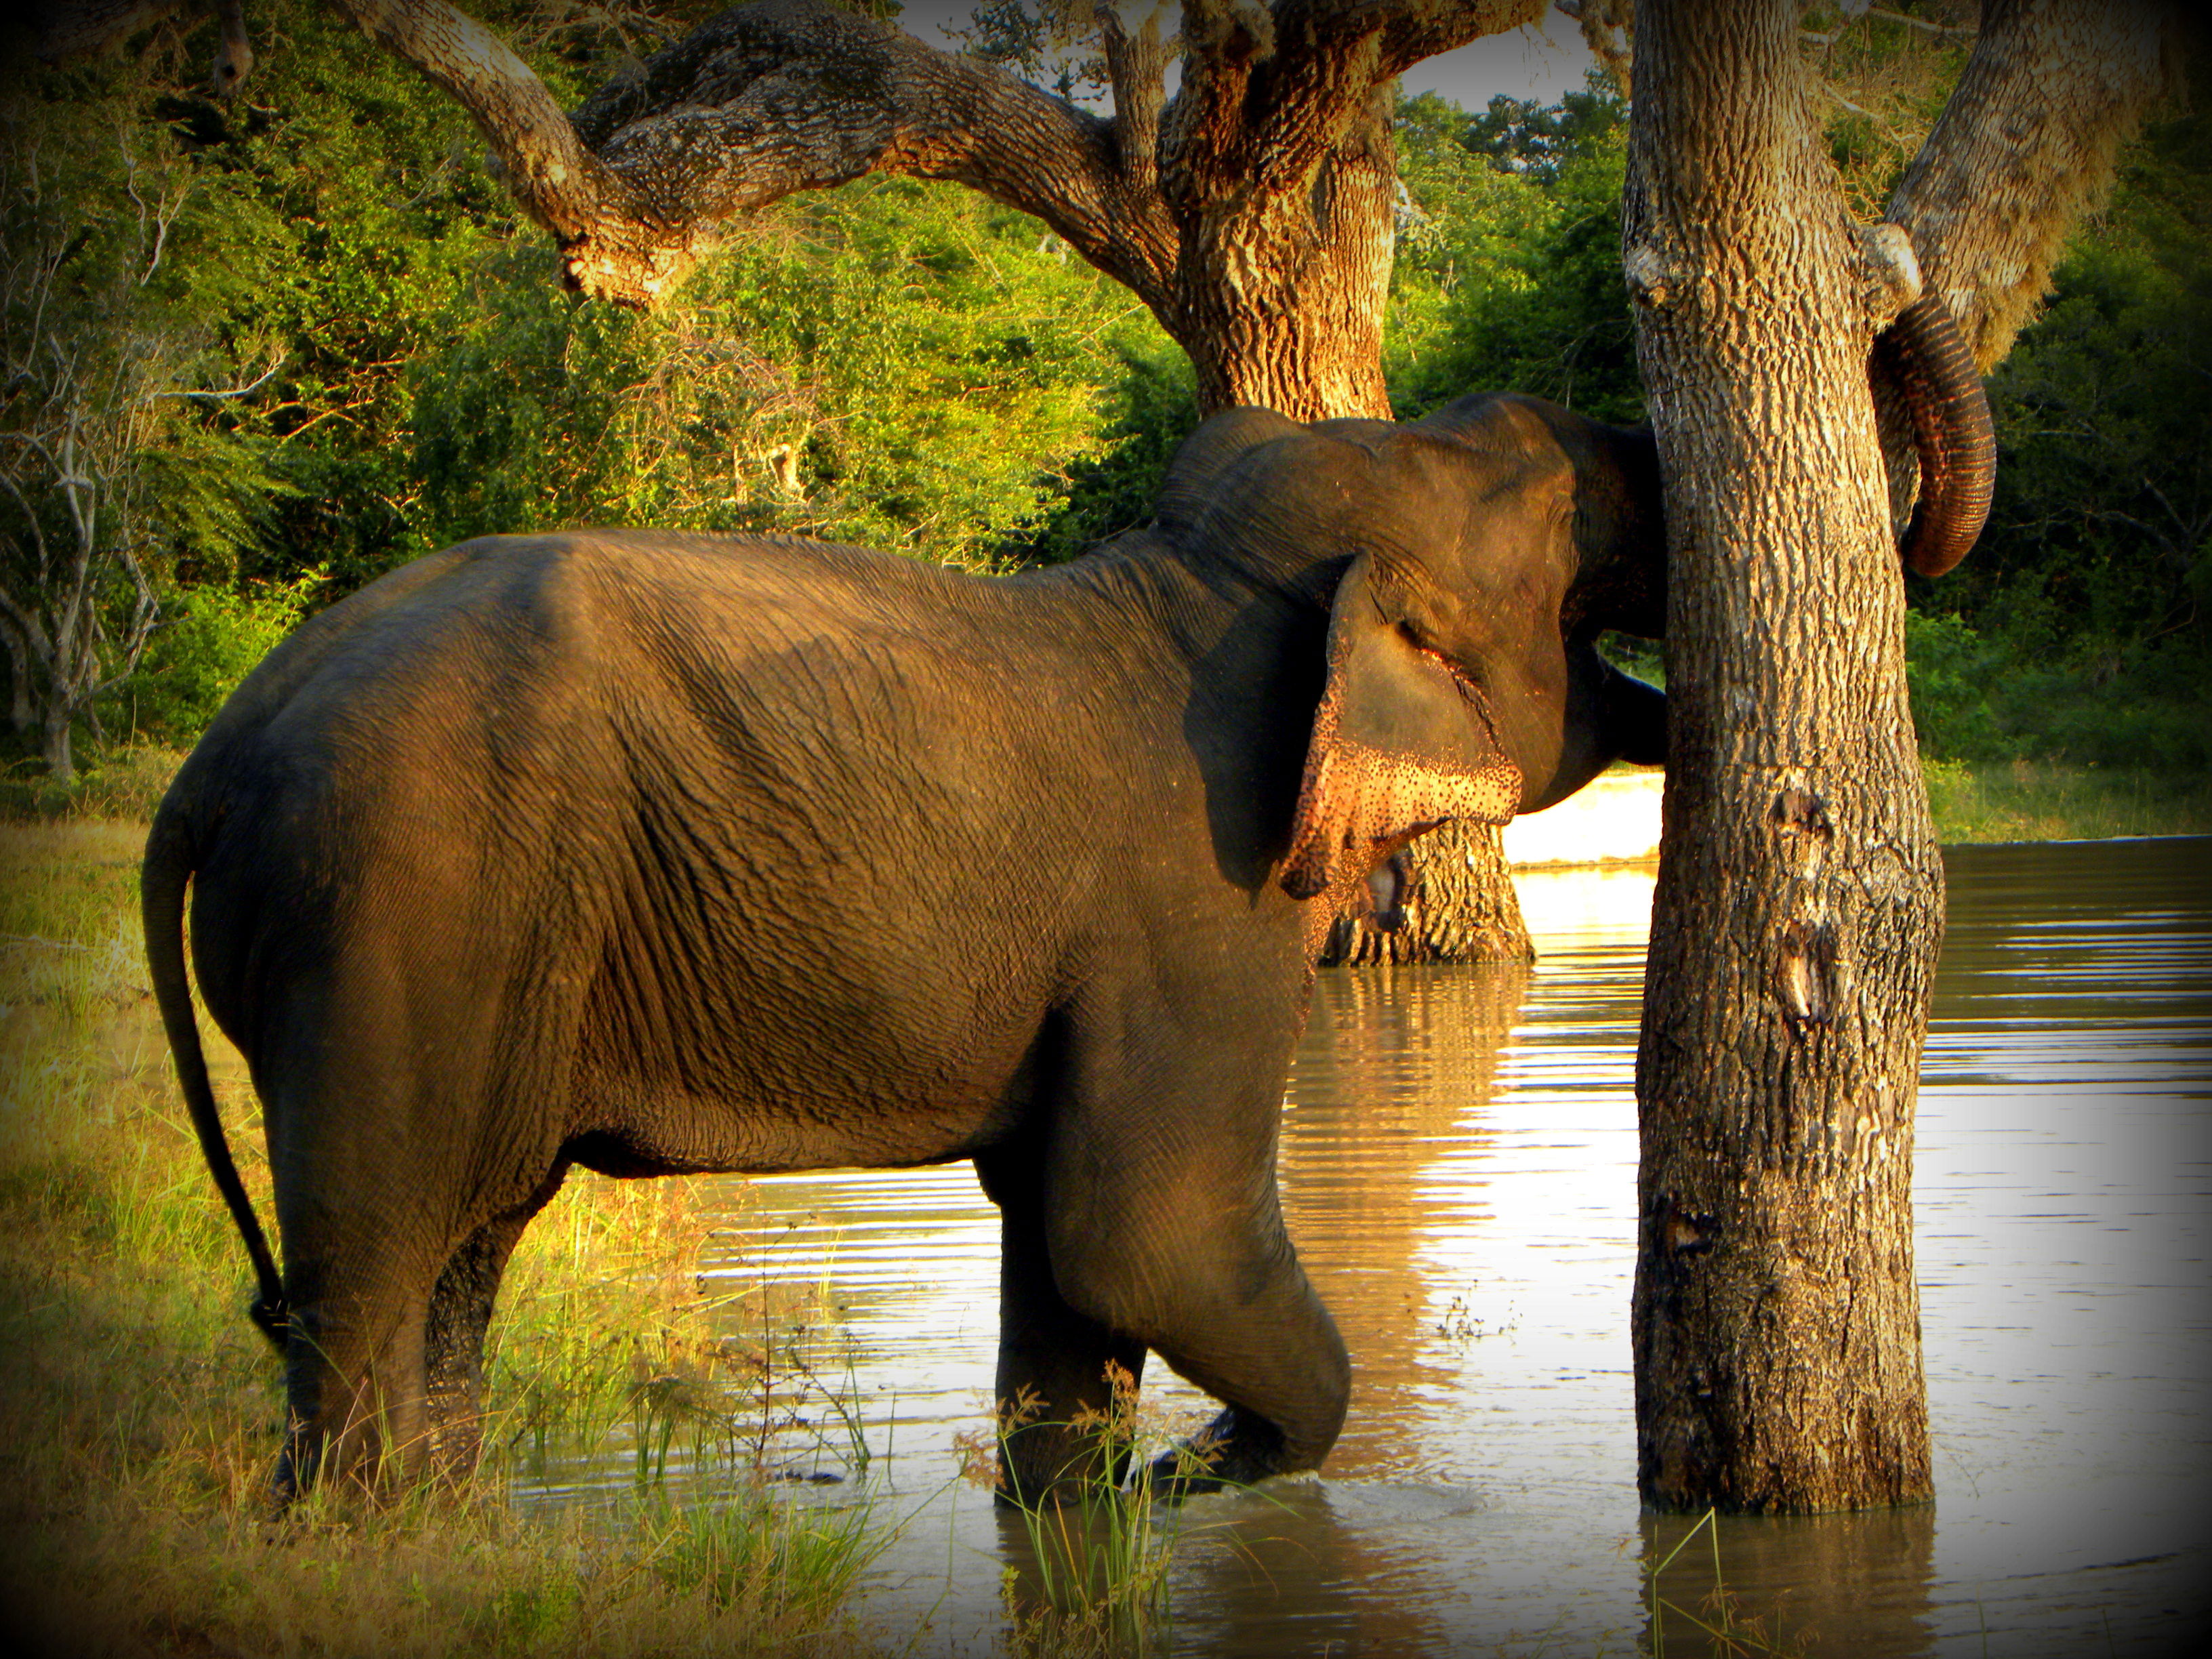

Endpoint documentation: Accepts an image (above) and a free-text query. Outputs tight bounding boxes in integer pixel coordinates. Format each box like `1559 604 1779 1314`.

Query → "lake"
525 836 2212 1657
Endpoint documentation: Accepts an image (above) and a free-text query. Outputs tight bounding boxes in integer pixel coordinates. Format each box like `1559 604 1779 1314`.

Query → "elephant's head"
1153 295 1993 912
1266 394 1669 905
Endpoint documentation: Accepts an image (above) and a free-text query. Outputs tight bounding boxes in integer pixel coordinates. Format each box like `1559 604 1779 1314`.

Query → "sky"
1399 7 1597 108
892 1 1599 115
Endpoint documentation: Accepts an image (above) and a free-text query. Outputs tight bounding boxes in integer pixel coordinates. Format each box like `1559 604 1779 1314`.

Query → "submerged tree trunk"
1626 0 1940 1509
1324 821 1530 966
1624 0 2175 1512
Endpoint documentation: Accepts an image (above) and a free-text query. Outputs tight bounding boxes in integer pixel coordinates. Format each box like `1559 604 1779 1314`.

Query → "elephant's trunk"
1872 293 1996 579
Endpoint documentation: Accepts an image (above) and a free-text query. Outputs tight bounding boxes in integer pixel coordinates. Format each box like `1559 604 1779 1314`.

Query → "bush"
1904 609 2000 760
123 574 320 745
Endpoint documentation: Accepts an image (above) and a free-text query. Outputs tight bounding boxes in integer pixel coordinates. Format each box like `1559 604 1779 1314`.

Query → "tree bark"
1626 0 1939 1515
1624 0 2175 1513
1324 819 1531 965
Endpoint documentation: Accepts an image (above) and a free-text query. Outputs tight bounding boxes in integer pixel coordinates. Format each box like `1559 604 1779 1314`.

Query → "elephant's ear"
1281 554 1523 903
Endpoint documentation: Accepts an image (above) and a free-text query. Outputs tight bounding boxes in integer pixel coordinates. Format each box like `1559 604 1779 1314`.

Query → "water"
531 840 2212 1656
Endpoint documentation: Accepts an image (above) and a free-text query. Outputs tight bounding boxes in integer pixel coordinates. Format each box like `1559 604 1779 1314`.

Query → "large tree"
37 0 1572 958
1624 0 2177 1511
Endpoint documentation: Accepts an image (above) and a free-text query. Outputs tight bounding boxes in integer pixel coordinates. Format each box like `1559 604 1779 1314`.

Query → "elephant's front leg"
1040 984 1353 1499
975 1140 1149 1507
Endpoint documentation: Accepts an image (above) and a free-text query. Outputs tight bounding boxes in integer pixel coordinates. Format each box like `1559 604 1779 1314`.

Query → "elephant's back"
166 529 979 804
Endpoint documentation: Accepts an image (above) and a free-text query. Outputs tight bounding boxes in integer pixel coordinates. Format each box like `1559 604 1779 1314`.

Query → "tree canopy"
3 1 2203 798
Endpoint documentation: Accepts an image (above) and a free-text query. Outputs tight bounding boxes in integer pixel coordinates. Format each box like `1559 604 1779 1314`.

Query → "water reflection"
1641 1506 1938 1657
525 840 2210 1657
1281 958 1530 1480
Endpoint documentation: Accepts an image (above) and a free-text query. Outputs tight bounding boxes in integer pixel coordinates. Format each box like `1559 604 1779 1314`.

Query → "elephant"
144 344 1990 1502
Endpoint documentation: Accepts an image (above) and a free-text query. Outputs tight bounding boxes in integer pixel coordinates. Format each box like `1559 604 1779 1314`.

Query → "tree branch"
29 0 192 60
1098 1 1173 192
1555 0 1631 95
319 0 699 306
562 0 1181 315
1168 0 1544 203
1887 0 2182 370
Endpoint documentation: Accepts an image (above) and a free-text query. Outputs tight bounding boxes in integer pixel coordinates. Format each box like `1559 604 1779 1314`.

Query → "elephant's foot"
1144 1406 1288 1498
993 1417 1135 1512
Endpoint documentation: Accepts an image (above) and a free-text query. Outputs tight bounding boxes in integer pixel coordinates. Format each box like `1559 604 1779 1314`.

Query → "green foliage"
1396 59 2207 782
1389 80 1643 426
124 573 319 744
1 47 289 776
410 178 1163 572
1923 757 2212 844
1003 342 1200 566
1909 84 2212 771
8 0 1170 781
20 0 2202 799
1457 82 1630 184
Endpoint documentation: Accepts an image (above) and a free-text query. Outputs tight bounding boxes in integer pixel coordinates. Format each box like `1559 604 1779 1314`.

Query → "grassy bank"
1924 756 2212 844
0 821 900 1658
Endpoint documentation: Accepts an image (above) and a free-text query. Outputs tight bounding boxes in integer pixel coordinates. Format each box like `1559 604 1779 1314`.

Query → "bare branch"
145 351 284 403
85 542 159 701
0 567 58 659
1098 2 1172 191
1367 0 1551 78
1888 0 2184 370
1865 6 1974 38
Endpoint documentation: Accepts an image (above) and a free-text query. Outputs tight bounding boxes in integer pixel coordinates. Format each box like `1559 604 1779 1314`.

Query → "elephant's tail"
140 806 288 1352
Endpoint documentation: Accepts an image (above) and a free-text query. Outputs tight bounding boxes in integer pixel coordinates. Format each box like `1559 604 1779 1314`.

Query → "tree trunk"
2 623 33 737
1174 95 1398 424
1623 0 1936 1511
1324 820 1532 966
42 703 75 787
1174 96 1534 967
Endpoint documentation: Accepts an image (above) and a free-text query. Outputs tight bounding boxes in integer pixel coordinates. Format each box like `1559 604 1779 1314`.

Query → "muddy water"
537 839 2212 1656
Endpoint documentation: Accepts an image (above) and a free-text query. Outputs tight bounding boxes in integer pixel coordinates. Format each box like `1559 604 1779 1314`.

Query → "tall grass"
972 1364 1253 1659
0 821 895 1658
1643 1509 1810 1658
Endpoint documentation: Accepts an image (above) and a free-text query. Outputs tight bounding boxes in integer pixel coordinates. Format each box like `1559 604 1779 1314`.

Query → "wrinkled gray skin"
143 392 1666 1503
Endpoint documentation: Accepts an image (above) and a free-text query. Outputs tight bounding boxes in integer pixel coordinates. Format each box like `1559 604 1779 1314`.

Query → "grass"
0 743 188 824
1924 756 2212 844
1643 1510 1809 1658
3 745 2200 1654
0 820 899 1658
971 1365 1238 1659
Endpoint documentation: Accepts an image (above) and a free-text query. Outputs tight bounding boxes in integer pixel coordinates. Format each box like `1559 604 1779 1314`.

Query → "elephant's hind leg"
274 1251 438 1500
424 1162 569 1483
